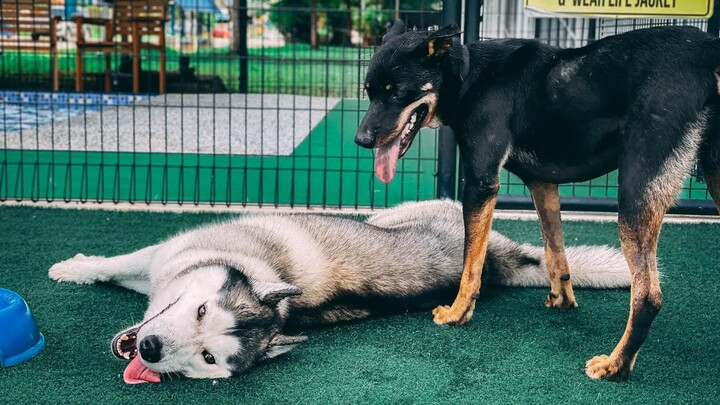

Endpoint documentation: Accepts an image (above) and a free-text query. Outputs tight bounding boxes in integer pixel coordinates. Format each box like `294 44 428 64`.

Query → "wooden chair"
0 0 61 91
74 0 168 94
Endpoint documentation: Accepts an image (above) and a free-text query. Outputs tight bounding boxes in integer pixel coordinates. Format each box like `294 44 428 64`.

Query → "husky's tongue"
375 135 402 184
123 356 161 384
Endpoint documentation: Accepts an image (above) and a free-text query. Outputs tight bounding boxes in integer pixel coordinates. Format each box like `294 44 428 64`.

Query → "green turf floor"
1 206 719 404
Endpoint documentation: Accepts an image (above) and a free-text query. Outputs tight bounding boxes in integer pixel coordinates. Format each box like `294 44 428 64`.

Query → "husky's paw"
49 253 106 284
545 292 578 309
432 304 474 326
584 354 630 381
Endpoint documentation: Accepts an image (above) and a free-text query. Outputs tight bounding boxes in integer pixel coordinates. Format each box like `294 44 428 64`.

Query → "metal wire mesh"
0 0 716 211
1 1 442 208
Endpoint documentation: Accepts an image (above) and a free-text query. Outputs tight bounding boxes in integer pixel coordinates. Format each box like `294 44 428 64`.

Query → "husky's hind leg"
49 245 158 293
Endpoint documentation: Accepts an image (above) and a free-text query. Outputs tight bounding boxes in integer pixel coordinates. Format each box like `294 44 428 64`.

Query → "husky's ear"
265 334 308 359
249 279 302 306
425 24 461 58
382 20 406 44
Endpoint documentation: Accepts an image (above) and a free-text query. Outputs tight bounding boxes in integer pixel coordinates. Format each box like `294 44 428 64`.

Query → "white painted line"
3 200 720 224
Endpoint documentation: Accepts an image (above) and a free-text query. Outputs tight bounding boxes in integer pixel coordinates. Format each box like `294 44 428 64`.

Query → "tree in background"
269 0 440 47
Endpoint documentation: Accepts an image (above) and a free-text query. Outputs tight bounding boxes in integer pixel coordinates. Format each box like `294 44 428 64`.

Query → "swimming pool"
0 91 148 133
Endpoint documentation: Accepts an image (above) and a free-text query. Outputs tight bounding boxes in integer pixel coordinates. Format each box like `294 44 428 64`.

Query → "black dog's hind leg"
585 108 706 381
528 182 578 309
700 112 720 212
703 173 720 211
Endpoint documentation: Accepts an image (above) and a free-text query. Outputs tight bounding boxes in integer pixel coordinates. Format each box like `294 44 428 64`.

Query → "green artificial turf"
0 206 719 404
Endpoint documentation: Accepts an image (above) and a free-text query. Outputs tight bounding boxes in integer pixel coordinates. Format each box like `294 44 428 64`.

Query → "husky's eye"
197 304 207 320
202 350 215 365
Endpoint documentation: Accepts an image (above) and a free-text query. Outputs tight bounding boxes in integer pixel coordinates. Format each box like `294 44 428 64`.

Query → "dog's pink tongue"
123 356 161 384
374 136 401 184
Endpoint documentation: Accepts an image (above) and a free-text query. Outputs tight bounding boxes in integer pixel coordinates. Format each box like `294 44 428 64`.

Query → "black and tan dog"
355 22 720 381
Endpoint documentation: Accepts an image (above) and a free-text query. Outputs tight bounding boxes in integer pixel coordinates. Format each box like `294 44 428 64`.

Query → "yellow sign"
525 0 714 18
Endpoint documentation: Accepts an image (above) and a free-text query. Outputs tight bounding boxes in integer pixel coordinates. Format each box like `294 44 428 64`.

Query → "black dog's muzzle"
355 127 377 148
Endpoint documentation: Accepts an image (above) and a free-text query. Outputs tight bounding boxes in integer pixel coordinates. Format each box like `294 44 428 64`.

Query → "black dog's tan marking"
528 182 577 309
431 195 496 325
357 21 720 380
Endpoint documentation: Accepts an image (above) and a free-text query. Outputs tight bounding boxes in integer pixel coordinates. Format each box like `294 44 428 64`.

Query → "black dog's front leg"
432 128 509 325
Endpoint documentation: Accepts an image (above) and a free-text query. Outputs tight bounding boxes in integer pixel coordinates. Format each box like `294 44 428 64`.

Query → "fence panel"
0 0 716 212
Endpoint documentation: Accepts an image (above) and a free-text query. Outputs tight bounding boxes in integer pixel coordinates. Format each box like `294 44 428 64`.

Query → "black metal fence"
0 0 717 212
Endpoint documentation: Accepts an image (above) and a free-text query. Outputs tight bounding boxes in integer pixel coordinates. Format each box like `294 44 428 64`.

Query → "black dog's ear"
265 334 308 359
382 20 406 44
250 279 302 306
426 24 461 58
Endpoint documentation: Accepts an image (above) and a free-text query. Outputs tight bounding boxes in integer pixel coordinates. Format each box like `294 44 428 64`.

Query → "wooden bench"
0 0 60 91
74 0 168 94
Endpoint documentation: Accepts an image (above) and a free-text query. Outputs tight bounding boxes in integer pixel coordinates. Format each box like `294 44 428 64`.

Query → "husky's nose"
139 335 163 363
355 128 377 148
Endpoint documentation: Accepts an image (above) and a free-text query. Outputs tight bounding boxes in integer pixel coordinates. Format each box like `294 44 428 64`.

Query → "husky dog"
49 200 629 383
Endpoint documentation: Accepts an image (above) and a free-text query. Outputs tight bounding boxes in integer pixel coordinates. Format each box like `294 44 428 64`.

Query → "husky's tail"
368 199 631 289
485 232 631 289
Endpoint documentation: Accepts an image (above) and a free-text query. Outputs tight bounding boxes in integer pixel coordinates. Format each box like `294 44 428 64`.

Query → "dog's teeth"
404 123 412 136
120 335 128 341
410 113 416 123
123 352 130 360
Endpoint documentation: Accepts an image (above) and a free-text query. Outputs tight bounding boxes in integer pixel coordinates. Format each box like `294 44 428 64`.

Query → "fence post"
436 0 462 199
708 0 720 36
464 0 482 42
233 0 249 93
454 0 483 200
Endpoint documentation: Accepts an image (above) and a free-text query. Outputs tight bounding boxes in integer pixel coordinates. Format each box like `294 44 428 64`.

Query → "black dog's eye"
197 304 207 320
202 350 215 364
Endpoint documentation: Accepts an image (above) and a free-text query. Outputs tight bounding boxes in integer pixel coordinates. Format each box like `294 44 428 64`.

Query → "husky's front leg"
49 245 158 294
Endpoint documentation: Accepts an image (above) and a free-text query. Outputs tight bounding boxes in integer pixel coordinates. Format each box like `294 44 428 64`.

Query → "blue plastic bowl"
0 288 45 367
